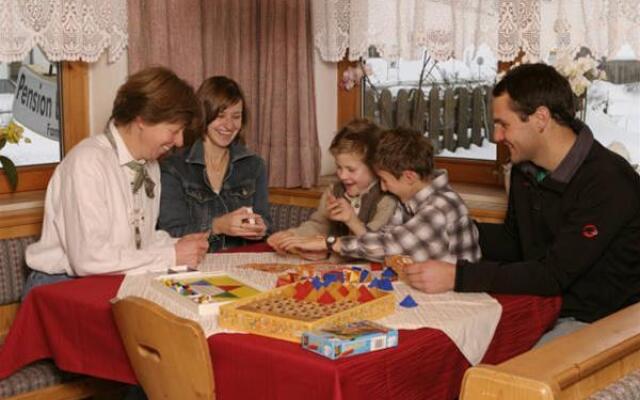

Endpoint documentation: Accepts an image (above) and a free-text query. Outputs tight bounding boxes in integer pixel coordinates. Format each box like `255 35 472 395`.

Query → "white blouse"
26 123 178 276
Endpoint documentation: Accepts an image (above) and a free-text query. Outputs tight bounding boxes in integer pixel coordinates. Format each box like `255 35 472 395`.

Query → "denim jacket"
158 139 271 252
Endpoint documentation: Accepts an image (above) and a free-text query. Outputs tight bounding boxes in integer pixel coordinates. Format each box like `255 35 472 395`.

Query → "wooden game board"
219 282 395 342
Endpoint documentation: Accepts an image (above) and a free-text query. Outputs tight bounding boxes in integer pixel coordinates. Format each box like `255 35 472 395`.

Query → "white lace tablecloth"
116 252 502 365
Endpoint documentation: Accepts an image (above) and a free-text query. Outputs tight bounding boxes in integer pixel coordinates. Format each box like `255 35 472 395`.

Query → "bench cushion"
588 369 640 400
269 204 314 233
0 236 36 305
0 360 78 398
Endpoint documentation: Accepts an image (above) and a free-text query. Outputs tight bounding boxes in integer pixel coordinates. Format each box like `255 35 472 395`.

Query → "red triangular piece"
318 291 336 304
357 286 375 302
294 281 313 301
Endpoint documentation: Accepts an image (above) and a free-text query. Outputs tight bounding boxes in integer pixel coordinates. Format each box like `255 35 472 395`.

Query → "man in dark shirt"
407 63 640 343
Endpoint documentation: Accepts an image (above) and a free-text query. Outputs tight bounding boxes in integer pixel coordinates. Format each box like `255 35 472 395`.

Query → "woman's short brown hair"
111 66 200 131
196 76 247 144
373 127 434 179
329 118 381 168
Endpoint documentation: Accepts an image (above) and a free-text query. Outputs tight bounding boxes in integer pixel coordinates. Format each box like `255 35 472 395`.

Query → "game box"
302 320 398 359
153 271 261 315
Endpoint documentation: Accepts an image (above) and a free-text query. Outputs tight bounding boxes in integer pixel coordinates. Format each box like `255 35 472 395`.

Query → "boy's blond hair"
373 127 434 179
329 119 381 167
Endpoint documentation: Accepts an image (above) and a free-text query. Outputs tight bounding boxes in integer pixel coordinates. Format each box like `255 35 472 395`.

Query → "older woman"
159 76 270 252
24 67 209 297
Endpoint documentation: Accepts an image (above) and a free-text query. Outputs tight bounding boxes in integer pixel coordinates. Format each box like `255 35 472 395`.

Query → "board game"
218 275 395 342
302 320 399 359
153 271 261 315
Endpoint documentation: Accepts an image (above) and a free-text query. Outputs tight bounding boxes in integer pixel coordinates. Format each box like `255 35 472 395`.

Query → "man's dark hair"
373 127 434 179
493 63 576 127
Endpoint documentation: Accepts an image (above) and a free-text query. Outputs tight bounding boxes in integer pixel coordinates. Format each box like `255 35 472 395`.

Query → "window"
584 48 640 171
0 48 62 169
0 59 88 194
338 49 507 186
363 47 498 161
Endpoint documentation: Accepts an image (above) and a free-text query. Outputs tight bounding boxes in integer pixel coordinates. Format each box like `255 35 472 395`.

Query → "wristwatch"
325 235 337 253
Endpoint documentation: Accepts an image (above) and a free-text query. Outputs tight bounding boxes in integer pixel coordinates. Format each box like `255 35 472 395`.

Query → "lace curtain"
0 0 127 63
313 0 640 62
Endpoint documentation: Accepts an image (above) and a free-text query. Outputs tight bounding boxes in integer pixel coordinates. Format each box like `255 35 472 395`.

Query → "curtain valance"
0 0 127 63
313 0 640 62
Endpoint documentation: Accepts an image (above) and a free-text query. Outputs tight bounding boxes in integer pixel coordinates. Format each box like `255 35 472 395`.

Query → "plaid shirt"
339 170 481 263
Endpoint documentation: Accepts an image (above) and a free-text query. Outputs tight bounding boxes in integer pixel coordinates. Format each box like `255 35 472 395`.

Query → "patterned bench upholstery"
0 360 78 398
0 235 107 399
0 236 36 305
269 203 315 233
588 369 640 400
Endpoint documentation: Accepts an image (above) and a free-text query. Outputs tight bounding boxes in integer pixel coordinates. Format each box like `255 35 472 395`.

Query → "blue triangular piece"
311 276 323 290
359 269 369 282
368 277 380 289
400 295 418 308
381 267 397 279
378 278 394 291
323 273 338 284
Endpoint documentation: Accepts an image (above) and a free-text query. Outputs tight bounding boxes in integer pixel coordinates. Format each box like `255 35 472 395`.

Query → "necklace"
205 149 229 192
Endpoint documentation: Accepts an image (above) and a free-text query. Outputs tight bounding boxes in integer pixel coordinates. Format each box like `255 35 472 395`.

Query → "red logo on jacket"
582 224 598 239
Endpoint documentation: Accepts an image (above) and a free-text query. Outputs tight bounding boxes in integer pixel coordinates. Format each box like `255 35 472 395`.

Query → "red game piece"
294 281 313 301
318 291 336 304
357 286 375 302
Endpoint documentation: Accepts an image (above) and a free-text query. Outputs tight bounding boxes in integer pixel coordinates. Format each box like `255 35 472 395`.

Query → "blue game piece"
311 276 323 290
359 269 369 282
368 277 380 289
323 273 338 284
351 266 362 271
382 267 397 279
378 278 394 291
400 295 418 308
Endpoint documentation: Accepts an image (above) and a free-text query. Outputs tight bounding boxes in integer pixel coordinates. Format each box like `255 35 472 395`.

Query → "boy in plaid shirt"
284 127 481 267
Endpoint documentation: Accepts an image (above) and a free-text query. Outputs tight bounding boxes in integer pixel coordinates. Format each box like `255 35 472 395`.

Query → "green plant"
0 120 30 191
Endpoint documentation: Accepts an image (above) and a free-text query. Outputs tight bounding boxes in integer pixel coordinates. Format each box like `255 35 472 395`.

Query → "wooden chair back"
112 296 214 400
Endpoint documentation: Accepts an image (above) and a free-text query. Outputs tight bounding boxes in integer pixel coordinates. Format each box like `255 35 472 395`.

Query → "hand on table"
267 230 295 254
404 260 456 293
175 231 209 267
278 235 332 260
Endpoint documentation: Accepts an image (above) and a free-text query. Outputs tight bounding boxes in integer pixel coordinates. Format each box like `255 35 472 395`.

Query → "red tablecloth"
0 246 561 399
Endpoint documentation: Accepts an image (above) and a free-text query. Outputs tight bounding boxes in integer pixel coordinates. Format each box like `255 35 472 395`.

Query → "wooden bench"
0 236 124 399
460 302 640 400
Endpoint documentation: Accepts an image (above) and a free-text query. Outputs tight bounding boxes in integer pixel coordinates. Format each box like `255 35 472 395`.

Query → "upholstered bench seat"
0 236 36 305
588 369 640 400
0 360 79 398
269 203 315 233
0 236 125 399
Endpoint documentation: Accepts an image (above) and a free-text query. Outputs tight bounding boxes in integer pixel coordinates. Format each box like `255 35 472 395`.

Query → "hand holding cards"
242 206 256 225
212 206 266 239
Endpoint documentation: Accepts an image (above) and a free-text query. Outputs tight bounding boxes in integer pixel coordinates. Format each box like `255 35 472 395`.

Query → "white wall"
313 49 338 176
88 53 128 134
88 51 338 175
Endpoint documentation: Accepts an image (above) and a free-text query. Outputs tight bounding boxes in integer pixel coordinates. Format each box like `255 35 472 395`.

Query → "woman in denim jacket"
159 76 270 252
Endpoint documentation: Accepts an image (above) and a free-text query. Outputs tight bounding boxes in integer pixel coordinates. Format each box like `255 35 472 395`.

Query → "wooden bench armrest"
461 302 640 400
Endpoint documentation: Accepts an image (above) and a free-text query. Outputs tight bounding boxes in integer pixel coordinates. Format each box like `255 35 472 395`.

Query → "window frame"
0 61 89 194
338 58 510 187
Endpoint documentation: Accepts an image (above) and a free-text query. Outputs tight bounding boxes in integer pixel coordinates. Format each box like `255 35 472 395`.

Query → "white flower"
553 50 606 97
